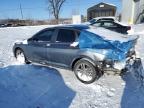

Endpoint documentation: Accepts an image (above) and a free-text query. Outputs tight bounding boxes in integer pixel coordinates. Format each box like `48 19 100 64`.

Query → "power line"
0 7 47 12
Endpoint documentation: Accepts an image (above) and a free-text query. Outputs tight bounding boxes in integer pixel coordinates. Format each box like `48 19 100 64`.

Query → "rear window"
97 18 114 21
79 30 110 49
102 22 118 28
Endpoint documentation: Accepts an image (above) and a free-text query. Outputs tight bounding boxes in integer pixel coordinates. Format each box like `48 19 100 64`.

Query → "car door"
26 28 55 63
48 28 79 67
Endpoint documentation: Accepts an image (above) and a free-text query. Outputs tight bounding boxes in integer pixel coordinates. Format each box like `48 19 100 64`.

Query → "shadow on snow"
0 64 75 108
121 59 144 108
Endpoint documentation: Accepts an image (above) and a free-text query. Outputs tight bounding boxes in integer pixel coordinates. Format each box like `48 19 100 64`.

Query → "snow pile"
0 25 49 66
132 24 144 35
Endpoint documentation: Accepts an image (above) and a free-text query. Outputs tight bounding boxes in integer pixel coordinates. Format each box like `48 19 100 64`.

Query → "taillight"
127 26 131 30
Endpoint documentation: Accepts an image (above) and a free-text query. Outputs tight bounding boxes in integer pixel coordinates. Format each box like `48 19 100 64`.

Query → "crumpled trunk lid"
79 28 139 61
109 35 138 53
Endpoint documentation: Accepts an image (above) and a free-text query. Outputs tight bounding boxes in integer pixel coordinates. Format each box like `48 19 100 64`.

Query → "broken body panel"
79 28 139 70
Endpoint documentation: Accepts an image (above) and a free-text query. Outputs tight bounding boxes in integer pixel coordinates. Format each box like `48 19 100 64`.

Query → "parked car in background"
88 16 115 24
0 24 5 27
13 25 138 84
84 17 115 25
0 23 13 27
87 17 133 34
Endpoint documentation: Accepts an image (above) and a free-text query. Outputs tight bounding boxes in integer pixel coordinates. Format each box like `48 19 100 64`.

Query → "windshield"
89 19 97 24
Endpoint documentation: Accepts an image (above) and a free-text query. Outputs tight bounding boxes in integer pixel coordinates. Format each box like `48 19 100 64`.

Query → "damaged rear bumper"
103 53 139 73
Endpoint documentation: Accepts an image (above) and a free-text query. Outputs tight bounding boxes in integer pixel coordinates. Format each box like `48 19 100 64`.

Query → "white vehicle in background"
85 17 134 35
88 16 116 24
84 16 115 25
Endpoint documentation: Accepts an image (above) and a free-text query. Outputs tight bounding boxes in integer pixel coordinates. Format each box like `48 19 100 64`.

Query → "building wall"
122 0 144 24
87 3 116 21
121 0 134 24
140 0 144 9
134 1 140 23
139 0 144 22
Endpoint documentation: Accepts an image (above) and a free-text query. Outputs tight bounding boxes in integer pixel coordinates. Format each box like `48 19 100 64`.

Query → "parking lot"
0 25 144 108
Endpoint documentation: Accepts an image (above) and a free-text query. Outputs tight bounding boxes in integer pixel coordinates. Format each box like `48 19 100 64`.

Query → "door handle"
46 43 51 47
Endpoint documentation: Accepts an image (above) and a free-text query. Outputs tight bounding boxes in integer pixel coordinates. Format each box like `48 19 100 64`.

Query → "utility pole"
19 0 23 19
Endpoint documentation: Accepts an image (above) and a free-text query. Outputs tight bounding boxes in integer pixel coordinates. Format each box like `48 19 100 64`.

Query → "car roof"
93 16 115 20
92 20 129 27
52 24 89 30
114 21 129 26
89 17 116 24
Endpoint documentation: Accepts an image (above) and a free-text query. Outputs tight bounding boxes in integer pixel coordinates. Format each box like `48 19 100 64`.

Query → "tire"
15 49 30 64
73 59 100 84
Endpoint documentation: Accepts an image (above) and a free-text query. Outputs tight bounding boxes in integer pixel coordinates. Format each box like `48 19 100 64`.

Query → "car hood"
14 39 28 45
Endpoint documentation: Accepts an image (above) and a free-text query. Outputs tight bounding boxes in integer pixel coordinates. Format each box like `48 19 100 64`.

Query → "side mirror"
28 38 33 41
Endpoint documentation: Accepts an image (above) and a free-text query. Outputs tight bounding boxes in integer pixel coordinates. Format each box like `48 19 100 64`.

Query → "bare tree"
47 0 66 24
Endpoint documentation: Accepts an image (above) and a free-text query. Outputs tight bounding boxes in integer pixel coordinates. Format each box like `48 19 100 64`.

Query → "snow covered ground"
0 25 144 108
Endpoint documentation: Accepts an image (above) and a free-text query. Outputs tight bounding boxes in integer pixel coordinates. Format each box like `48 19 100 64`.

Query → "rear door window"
102 22 118 28
56 29 76 43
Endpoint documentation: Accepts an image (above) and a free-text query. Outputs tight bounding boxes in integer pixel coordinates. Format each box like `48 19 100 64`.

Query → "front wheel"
74 59 101 84
15 49 30 64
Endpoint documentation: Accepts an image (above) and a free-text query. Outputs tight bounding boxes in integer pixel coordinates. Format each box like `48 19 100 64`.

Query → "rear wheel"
15 49 30 64
74 59 100 84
